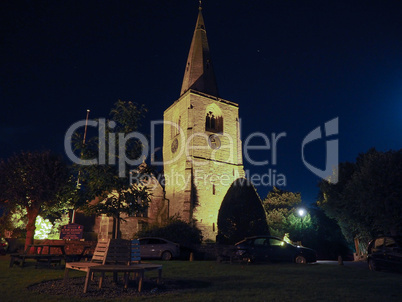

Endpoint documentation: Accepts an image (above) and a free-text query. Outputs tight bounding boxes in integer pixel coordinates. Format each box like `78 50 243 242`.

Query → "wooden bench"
9 251 41 268
64 239 162 293
85 263 162 293
64 239 111 276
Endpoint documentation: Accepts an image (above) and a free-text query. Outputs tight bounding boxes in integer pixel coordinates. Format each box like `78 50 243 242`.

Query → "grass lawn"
1 255 401 302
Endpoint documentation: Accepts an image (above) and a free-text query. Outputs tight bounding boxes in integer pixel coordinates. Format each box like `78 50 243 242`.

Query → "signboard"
60 223 84 240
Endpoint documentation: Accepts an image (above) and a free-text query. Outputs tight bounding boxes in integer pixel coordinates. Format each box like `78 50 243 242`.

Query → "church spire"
180 3 219 97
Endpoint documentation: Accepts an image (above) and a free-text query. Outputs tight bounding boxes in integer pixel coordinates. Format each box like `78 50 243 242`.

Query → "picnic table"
10 243 65 268
64 244 94 262
9 242 94 268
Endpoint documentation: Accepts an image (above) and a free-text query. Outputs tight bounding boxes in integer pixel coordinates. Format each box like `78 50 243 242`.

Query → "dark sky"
1 0 402 203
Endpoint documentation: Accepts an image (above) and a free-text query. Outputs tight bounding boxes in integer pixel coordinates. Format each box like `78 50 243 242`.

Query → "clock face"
208 134 221 149
171 138 178 153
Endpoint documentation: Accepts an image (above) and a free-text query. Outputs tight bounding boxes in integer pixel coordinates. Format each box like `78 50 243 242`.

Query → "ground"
2 255 402 302
29 276 192 299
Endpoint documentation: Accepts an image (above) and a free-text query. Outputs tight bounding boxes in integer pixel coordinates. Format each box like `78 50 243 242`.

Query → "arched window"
205 104 223 133
171 116 181 138
177 117 181 136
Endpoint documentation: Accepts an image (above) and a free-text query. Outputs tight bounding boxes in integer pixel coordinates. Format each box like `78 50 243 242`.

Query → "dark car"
138 237 180 261
234 236 316 263
367 235 402 272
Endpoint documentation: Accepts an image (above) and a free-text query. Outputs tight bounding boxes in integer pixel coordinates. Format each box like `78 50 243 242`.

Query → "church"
162 5 245 240
91 4 246 242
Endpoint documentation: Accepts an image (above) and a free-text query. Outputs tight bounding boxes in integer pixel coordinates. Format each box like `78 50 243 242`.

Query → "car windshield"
269 238 286 247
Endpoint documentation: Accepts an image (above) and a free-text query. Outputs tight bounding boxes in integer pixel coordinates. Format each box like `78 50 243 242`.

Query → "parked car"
367 235 402 272
0 237 8 255
138 237 180 260
234 236 317 263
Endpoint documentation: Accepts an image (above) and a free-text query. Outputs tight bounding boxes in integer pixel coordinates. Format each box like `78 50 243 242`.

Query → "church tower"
163 4 244 240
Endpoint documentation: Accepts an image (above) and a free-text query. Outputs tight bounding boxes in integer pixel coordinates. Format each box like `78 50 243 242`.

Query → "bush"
135 218 203 248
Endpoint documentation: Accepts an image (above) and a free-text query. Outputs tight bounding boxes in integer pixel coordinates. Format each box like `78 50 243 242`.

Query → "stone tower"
163 5 244 240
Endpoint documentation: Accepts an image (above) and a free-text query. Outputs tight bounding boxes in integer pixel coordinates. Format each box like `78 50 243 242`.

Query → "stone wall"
93 174 168 240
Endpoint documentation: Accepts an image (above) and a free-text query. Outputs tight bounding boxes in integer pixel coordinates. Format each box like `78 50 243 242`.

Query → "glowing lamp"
298 208 306 217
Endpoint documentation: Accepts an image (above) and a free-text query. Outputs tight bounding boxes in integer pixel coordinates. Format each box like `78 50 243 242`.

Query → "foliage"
0 151 74 249
318 148 402 243
264 187 302 211
47 212 70 239
34 216 53 239
1 206 69 240
73 101 151 238
34 212 70 240
0 205 27 238
135 217 203 247
263 188 351 258
263 187 312 240
300 205 352 259
217 178 269 244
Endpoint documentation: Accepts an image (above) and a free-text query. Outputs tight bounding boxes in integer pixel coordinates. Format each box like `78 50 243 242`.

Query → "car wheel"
161 251 172 261
295 255 307 264
368 258 379 271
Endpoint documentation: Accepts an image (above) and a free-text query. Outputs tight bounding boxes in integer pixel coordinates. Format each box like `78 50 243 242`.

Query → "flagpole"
72 109 90 224
83 109 90 144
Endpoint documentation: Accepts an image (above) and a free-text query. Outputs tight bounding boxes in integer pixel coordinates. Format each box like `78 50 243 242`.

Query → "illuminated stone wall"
94 173 168 240
163 90 244 241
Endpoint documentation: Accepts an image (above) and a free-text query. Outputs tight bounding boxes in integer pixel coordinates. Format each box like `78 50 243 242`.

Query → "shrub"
135 218 203 248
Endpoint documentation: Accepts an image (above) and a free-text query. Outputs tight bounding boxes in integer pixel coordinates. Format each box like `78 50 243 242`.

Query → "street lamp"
298 208 307 227
298 208 306 218
297 207 307 245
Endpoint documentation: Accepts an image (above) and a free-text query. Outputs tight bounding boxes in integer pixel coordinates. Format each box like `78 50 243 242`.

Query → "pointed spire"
180 4 219 97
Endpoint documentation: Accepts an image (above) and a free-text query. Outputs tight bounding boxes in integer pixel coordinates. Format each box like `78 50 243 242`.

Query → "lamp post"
298 208 306 220
297 208 306 245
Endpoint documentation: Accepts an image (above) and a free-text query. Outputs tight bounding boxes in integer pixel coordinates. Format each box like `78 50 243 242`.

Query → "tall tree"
317 161 362 242
74 101 150 238
217 178 269 244
318 148 402 243
0 151 73 250
263 187 312 241
305 205 352 259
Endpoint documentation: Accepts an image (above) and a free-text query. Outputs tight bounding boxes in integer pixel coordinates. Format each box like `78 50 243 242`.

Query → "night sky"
1 0 402 203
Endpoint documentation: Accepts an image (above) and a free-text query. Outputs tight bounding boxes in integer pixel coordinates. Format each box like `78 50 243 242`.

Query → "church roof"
180 5 219 97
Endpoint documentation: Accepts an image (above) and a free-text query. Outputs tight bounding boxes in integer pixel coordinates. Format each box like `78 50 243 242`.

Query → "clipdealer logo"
64 117 339 185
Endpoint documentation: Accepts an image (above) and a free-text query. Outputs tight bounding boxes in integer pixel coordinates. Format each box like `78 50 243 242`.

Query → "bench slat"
64 238 148 293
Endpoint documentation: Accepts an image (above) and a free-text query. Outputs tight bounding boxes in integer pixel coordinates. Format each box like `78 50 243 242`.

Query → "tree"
318 148 402 244
305 205 352 259
74 101 151 238
263 187 313 242
263 188 352 258
0 151 73 250
317 161 362 243
217 178 269 244
0 204 27 238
